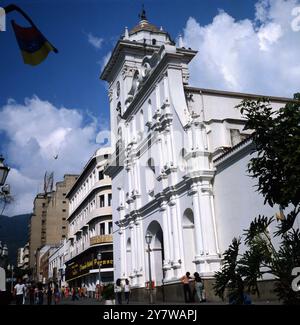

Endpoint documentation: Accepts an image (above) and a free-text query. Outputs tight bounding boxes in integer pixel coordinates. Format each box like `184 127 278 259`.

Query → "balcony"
68 206 112 237
90 234 113 246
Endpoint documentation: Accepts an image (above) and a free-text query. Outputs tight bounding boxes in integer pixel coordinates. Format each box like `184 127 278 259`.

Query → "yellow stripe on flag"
21 41 54 66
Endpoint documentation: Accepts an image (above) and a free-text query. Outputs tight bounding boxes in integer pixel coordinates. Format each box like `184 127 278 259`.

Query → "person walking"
54 284 60 304
28 283 35 305
180 272 193 303
193 272 204 303
124 279 131 304
71 287 79 301
14 278 25 305
46 283 53 305
114 278 123 305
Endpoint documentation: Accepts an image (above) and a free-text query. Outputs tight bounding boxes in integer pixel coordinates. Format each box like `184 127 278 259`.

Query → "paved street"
12 295 279 305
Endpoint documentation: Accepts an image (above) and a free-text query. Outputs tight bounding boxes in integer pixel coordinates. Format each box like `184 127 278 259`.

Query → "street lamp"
97 252 102 300
145 231 153 304
0 155 10 187
0 241 8 268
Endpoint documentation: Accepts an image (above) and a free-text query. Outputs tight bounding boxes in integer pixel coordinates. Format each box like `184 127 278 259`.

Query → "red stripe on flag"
11 20 42 41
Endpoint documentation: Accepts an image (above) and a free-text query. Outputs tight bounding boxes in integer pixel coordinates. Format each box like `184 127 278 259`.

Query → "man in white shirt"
14 278 25 305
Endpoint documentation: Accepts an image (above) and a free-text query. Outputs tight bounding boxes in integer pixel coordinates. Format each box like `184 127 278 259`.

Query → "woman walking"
193 272 204 303
124 279 131 304
114 278 123 305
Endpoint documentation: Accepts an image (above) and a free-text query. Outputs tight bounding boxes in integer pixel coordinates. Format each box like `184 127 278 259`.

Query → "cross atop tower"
139 5 147 22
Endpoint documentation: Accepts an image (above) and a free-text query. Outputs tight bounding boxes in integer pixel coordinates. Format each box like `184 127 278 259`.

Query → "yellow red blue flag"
11 20 57 66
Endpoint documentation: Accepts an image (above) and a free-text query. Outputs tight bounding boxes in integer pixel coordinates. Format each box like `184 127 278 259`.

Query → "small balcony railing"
90 234 113 246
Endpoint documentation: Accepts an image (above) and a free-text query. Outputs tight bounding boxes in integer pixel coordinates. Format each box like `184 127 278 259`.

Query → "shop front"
65 246 113 297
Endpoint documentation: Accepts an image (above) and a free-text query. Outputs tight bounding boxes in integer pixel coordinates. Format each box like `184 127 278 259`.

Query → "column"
119 226 127 278
165 129 173 167
169 197 180 268
157 136 165 175
169 125 177 169
198 182 217 256
166 205 174 264
134 221 141 285
135 218 145 285
186 124 193 151
155 84 161 111
190 183 204 258
129 222 136 282
160 203 172 280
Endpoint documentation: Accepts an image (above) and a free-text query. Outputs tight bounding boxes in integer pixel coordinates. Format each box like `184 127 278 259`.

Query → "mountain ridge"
0 213 31 265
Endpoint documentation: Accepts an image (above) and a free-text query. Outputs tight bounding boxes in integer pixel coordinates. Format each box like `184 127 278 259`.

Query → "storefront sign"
65 248 113 281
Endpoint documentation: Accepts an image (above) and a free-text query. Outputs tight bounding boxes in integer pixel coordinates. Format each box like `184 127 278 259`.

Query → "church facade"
101 12 290 300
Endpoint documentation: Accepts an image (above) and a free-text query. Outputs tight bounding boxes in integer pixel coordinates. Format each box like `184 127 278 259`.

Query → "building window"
100 223 105 235
104 154 108 159
62 218 66 221
108 193 112 206
62 201 66 204
62 226 66 229
99 171 104 180
147 158 156 174
108 222 113 234
62 209 66 212
152 39 157 45
100 195 105 208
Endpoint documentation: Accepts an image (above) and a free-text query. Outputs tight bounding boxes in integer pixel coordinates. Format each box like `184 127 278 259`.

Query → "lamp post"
0 155 11 215
145 231 153 304
0 241 8 268
0 155 10 187
97 252 102 300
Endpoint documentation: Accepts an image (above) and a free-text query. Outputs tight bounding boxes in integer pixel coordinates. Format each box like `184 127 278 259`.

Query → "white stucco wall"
213 144 282 254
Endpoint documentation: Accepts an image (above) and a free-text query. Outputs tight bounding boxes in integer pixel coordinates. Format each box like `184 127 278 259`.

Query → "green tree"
214 94 300 304
237 94 300 233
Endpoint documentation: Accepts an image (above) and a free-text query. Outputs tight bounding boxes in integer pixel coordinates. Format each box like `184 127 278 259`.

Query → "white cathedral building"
101 11 290 301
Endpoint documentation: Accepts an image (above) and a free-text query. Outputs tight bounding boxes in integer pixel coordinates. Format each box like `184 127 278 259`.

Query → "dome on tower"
129 20 161 35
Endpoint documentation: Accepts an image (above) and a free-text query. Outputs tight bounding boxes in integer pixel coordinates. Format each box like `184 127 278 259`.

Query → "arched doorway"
182 208 196 273
145 221 164 286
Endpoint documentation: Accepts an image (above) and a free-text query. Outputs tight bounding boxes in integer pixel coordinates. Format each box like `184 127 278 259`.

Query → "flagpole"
4 4 58 53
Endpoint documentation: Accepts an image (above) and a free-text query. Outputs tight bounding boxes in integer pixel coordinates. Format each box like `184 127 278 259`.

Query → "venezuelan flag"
11 20 57 66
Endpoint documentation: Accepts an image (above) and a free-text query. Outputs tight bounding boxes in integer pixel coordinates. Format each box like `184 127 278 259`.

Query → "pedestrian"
180 272 193 303
95 284 100 300
193 272 204 303
14 278 26 305
83 285 87 298
46 283 53 305
54 284 60 304
65 286 69 298
28 283 35 305
71 287 79 301
124 279 131 304
114 278 123 305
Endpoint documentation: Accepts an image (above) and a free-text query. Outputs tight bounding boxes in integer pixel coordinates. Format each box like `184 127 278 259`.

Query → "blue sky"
0 0 256 128
1 0 300 215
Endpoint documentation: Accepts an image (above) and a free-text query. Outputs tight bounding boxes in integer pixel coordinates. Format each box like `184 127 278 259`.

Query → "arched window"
152 39 157 45
147 158 156 174
116 127 122 166
146 158 156 200
140 109 144 132
147 99 152 127
178 148 188 173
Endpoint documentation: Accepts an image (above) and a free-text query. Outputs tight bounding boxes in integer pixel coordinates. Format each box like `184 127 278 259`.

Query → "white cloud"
0 96 102 216
182 0 300 97
87 32 103 49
